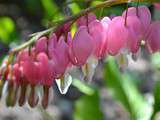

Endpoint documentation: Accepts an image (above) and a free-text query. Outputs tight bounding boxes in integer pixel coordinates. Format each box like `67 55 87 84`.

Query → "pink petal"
48 33 57 59
146 21 160 53
126 16 143 53
71 26 94 66
88 20 105 58
37 52 53 86
107 16 129 55
76 13 96 27
122 6 151 31
35 37 47 53
51 36 70 78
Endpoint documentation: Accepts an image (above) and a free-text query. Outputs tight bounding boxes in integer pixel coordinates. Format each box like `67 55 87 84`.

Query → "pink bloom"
76 13 96 27
13 63 22 86
49 36 70 78
122 6 151 32
48 33 58 58
126 16 143 53
35 37 48 53
107 16 129 55
56 23 71 38
22 57 41 85
36 52 53 86
145 21 160 53
88 17 111 58
68 26 94 66
107 16 143 55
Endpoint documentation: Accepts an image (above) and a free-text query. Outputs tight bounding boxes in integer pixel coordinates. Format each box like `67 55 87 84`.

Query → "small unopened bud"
19 83 27 106
41 86 49 109
6 80 16 107
28 85 39 108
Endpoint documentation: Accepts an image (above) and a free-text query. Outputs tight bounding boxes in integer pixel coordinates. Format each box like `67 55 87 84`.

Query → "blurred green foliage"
0 17 17 45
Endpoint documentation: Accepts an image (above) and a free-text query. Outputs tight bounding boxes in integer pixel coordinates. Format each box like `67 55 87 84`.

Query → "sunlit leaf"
0 17 16 44
150 80 160 119
151 53 160 70
72 79 95 96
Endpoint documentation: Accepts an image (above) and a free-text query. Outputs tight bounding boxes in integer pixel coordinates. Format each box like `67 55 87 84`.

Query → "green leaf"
150 80 160 120
69 2 81 14
104 57 152 120
74 91 104 120
151 53 160 70
0 17 16 44
41 0 63 22
72 79 95 96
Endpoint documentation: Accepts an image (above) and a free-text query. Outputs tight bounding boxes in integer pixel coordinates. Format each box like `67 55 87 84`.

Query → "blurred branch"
10 0 155 55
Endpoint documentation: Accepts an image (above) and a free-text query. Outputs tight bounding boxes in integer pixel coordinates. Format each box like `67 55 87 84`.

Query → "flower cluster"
0 5 160 108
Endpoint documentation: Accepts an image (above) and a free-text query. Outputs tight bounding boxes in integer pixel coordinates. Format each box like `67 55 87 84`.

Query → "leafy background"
0 0 160 120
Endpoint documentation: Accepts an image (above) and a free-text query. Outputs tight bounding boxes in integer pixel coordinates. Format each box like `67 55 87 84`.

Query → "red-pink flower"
107 16 143 55
77 13 96 27
122 6 151 32
107 16 129 55
35 37 48 53
68 26 94 66
88 17 111 58
36 52 53 86
49 35 70 78
125 16 143 53
145 21 160 53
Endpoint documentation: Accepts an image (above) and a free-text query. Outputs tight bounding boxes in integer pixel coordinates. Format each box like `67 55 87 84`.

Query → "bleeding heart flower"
13 63 22 86
122 6 151 32
35 37 48 54
88 17 111 58
49 36 70 78
107 16 129 55
126 16 143 53
22 57 41 85
145 21 160 53
76 13 96 27
68 26 94 66
36 52 54 86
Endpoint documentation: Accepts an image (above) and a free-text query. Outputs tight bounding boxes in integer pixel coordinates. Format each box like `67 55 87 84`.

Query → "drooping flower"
77 13 97 27
88 17 111 58
68 26 94 66
35 37 48 54
122 6 151 32
145 21 160 53
107 16 129 55
49 35 70 78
